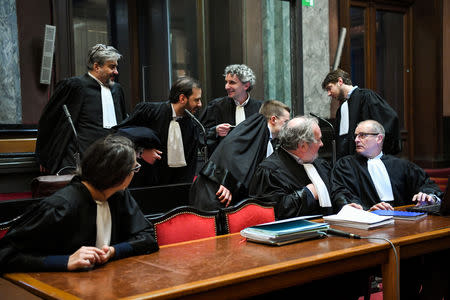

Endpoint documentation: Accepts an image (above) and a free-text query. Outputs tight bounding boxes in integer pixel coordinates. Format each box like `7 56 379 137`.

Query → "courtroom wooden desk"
333 214 450 299
3 214 450 300
3 233 390 300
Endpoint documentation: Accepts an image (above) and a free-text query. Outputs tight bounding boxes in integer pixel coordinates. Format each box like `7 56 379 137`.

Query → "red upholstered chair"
221 199 276 234
146 207 220 246
424 168 450 192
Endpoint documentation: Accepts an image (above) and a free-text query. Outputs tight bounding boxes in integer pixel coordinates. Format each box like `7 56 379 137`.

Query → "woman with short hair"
0 135 158 272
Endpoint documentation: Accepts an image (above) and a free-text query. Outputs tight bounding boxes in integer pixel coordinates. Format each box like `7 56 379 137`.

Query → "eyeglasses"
130 162 141 173
354 132 379 139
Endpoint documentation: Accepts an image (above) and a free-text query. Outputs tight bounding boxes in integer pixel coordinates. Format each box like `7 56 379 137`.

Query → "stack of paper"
371 210 427 221
323 205 394 230
240 216 329 246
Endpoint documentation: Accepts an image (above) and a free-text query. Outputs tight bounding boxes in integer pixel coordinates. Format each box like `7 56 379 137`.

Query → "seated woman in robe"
115 126 162 187
0 135 159 273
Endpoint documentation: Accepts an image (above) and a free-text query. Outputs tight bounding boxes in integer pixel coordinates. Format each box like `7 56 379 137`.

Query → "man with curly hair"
200 64 262 155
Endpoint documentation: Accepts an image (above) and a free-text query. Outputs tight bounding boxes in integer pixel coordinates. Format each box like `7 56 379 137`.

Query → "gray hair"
224 64 256 92
357 120 385 140
280 116 318 150
87 44 122 70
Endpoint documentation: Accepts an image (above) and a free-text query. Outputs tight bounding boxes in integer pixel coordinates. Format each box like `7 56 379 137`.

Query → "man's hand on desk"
344 203 363 210
369 202 394 211
412 192 437 206
67 245 115 271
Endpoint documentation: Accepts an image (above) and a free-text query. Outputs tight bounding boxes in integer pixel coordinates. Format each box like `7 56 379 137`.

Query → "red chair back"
0 228 8 240
424 168 450 192
223 199 276 234
147 207 219 246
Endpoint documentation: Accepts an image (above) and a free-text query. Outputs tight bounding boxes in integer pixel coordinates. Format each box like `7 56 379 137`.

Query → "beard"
337 88 347 102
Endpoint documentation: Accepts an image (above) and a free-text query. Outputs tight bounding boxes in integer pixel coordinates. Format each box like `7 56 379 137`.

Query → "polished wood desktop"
3 215 450 300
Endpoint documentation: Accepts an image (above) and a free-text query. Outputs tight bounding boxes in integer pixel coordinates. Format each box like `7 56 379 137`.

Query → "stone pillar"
302 1 330 117
0 0 22 123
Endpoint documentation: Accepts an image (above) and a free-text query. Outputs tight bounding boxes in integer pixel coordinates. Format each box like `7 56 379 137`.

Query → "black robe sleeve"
36 79 85 174
189 113 269 210
382 155 444 204
109 189 159 259
330 155 368 211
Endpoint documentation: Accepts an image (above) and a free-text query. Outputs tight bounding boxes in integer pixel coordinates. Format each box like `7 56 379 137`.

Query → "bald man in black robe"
331 120 442 212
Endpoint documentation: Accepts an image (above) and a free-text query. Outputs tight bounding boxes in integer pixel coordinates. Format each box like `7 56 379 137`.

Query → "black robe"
335 88 401 158
116 101 200 185
249 148 333 220
0 177 158 273
200 96 262 155
189 113 270 211
36 74 128 174
331 154 443 212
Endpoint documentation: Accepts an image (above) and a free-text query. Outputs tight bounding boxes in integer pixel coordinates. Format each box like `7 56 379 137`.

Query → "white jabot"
235 105 245 125
167 105 187 168
303 163 332 207
95 200 111 248
266 131 274 157
88 72 117 129
234 94 250 125
339 100 349 135
367 152 394 201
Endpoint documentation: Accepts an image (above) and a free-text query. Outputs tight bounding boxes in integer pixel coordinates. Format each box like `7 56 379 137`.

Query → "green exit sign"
302 0 314 6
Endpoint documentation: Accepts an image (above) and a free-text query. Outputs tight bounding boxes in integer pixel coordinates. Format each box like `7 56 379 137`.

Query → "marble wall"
302 1 331 118
0 0 21 124
261 0 291 108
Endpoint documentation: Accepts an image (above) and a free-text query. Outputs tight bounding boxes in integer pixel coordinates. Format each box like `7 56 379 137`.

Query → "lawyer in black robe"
200 96 262 155
190 113 270 211
249 148 333 220
116 101 200 185
335 87 400 158
36 74 127 174
0 177 158 273
331 154 443 212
